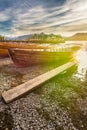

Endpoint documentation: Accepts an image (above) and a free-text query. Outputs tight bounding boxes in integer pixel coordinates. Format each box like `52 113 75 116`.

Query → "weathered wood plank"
2 62 75 103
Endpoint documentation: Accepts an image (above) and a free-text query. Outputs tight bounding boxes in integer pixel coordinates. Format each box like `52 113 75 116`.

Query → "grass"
34 65 87 130
42 51 73 70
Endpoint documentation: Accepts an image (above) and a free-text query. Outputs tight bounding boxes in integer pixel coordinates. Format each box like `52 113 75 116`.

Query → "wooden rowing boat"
0 49 9 58
8 48 60 67
0 42 76 67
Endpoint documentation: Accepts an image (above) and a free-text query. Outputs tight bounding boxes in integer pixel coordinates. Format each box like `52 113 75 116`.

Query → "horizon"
2 32 87 39
0 0 87 37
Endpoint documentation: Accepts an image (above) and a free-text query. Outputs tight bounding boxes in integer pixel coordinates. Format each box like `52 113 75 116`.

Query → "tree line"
0 35 6 41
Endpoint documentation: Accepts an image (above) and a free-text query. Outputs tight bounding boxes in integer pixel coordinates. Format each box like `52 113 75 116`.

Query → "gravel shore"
0 60 54 93
0 91 87 130
0 60 61 130
0 59 87 130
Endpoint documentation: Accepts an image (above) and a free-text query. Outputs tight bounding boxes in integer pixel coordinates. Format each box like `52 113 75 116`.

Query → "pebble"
0 63 87 130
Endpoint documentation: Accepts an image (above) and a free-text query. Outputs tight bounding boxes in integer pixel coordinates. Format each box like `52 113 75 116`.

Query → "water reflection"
75 44 87 81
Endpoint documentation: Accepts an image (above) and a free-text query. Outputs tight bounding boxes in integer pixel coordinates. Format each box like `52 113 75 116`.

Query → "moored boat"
0 49 9 58
8 48 60 67
0 42 79 67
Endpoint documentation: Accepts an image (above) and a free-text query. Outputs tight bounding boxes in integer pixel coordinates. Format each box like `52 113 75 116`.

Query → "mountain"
26 33 65 43
6 33 65 43
66 33 87 41
15 34 32 40
6 34 32 41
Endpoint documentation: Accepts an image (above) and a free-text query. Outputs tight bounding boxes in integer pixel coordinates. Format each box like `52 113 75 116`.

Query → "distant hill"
26 33 65 43
15 34 32 40
6 34 32 41
66 33 87 41
6 33 65 43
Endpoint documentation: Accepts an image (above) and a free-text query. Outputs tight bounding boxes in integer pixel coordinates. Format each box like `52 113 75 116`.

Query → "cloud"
0 0 87 36
0 9 10 22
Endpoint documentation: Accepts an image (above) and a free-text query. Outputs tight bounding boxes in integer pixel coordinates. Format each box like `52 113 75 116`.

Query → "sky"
0 0 87 37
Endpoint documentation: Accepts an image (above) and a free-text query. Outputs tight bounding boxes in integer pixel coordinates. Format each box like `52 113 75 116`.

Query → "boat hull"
8 49 60 67
0 49 9 58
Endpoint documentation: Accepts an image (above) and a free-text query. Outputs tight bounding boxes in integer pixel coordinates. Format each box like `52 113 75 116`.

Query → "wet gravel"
0 93 79 130
0 92 87 130
0 61 61 130
0 63 50 92
0 60 87 130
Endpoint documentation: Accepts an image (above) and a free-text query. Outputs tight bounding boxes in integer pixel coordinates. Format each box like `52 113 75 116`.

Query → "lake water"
75 44 87 81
